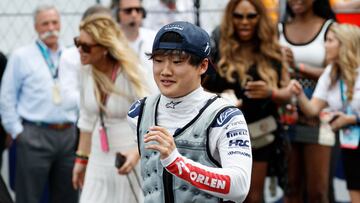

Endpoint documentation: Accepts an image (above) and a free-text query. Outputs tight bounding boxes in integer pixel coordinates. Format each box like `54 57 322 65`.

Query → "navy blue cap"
152 21 211 59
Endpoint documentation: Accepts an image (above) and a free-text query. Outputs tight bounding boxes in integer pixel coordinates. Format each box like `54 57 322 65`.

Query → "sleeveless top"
278 19 334 145
278 19 333 89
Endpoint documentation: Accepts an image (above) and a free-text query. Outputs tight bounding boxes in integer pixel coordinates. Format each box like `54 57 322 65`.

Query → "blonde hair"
80 14 147 111
218 0 284 88
329 23 360 101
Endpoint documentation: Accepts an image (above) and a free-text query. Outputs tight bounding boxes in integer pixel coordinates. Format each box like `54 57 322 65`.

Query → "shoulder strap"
173 96 221 136
322 19 334 41
136 94 161 155
278 22 284 34
136 97 147 155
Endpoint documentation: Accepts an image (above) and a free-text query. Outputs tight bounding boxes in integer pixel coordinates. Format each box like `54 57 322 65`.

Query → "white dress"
77 66 143 203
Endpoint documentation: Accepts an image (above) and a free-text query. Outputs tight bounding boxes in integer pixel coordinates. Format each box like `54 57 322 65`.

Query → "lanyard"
36 40 61 79
340 79 353 114
99 65 119 126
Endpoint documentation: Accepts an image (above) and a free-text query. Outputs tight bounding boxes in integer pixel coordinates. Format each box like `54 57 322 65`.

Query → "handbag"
339 126 360 149
248 115 277 149
318 109 336 146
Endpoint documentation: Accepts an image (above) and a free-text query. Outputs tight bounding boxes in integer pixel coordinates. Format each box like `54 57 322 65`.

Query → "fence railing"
0 0 359 56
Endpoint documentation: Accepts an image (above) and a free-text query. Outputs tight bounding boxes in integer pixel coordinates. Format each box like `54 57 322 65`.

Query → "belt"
23 119 74 130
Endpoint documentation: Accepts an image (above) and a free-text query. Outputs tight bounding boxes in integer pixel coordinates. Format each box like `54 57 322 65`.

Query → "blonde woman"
72 14 148 203
291 23 360 203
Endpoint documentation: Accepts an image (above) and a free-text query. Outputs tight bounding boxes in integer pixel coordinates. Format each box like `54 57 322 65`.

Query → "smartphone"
115 152 127 169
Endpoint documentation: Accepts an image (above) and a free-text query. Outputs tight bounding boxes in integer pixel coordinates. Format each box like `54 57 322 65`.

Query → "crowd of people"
0 0 359 203
279 1 336 202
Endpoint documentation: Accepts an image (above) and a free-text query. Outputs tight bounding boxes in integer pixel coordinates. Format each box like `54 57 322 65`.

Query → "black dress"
203 63 282 160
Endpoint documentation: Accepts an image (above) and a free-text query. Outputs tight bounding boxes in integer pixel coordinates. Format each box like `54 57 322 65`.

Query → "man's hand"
144 126 176 159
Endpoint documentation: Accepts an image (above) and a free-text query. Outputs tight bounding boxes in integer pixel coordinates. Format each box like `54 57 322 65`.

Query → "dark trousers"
0 120 7 169
0 174 13 203
15 123 78 203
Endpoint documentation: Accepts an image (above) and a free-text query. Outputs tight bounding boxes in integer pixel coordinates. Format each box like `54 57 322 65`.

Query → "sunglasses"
233 13 259 20
120 7 144 15
74 37 100 54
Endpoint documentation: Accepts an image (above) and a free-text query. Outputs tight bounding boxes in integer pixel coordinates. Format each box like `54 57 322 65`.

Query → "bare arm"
297 92 327 117
72 131 91 189
290 80 327 117
76 131 92 155
282 46 325 80
329 112 357 131
295 63 325 80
